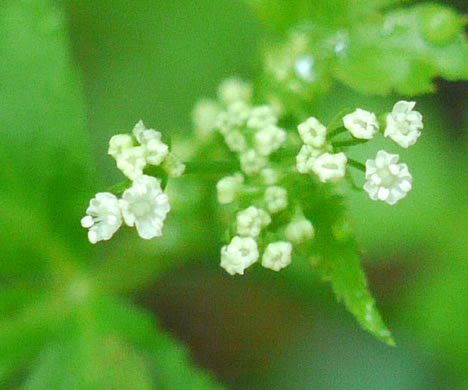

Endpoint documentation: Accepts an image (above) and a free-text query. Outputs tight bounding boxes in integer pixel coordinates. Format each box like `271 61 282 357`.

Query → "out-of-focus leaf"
260 3 467 102
335 4 468 95
0 0 94 262
92 297 226 389
246 0 407 32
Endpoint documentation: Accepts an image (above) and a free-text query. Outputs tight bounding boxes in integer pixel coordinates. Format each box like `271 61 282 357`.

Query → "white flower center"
377 167 396 187
131 200 152 217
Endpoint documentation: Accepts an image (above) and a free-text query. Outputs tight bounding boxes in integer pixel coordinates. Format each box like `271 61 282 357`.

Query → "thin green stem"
332 139 369 147
327 127 347 139
348 158 366 172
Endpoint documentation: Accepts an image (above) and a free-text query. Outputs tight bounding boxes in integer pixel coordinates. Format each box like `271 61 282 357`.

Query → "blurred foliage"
0 0 467 388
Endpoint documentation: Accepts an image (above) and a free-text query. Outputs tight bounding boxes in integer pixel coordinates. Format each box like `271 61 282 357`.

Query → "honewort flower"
120 175 171 239
264 186 288 213
297 117 327 148
254 125 287 156
296 144 322 174
216 173 244 204
384 101 423 148
115 146 147 180
285 218 315 244
364 150 413 205
247 105 277 129
312 152 347 183
262 241 292 272
217 78 252 105
236 206 271 237
81 193 122 244
220 236 259 275
240 149 267 176
343 108 379 140
132 121 169 166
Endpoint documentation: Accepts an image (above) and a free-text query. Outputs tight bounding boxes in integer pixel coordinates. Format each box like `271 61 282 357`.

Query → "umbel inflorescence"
82 78 423 275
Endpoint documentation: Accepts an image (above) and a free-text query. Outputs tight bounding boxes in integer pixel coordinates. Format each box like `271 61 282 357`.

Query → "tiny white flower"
81 193 122 244
120 175 171 239
260 168 279 185
264 186 288 213
296 145 323 174
162 153 186 177
384 101 423 148
262 241 292 272
343 108 379 139
227 100 251 124
312 152 347 183
116 146 147 180
216 173 244 204
254 125 287 156
192 99 221 137
132 120 147 141
220 236 259 275
218 78 252 105
136 130 169 166
236 206 271 237
297 117 327 148
240 149 267 176
224 130 248 152
247 105 277 129
364 150 413 205
108 134 134 158
285 218 315 244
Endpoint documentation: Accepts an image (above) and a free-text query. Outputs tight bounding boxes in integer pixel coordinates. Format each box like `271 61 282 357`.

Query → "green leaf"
246 0 407 32
0 0 95 264
334 4 468 95
92 297 226 390
298 182 394 345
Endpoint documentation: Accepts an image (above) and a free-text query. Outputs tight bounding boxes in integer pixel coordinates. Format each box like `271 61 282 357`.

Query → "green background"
0 0 466 388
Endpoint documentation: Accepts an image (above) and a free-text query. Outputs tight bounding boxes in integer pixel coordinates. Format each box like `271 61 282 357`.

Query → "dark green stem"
332 139 369 148
327 127 347 139
348 158 366 172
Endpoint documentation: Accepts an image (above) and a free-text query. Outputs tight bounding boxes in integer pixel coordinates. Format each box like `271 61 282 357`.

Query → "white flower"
296 145 323 174
227 100 251 123
247 105 277 129
236 206 271 237
240 149 267 176
162 153 186 177
216 173 244 204
297 117 327 148
343 108 379 139
264 186 288 213
254 125 287 156
218 78 252 105
108 134 134 158
260 168 279 185
285 218 315 244
115 146 147 180
81 193 122 244
262 241 292 272
312 152 347 183
384 101 423 148
224 130 248 152
132 120 147 140
120 175 171 239
220 236 259 275
192 99 221 137
364 150 413 205
133 125 169 166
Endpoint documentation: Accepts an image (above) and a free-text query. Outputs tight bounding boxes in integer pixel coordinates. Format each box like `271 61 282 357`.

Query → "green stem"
348 158 366 172
333 139 368 148
327 127 347 139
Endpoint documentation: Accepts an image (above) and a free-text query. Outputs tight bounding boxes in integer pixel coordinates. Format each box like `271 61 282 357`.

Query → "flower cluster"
295 101 422 205
81 121 176 243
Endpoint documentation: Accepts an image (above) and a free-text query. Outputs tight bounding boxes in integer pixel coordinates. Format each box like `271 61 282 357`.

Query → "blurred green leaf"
0 0 95 264
335 4 468 95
